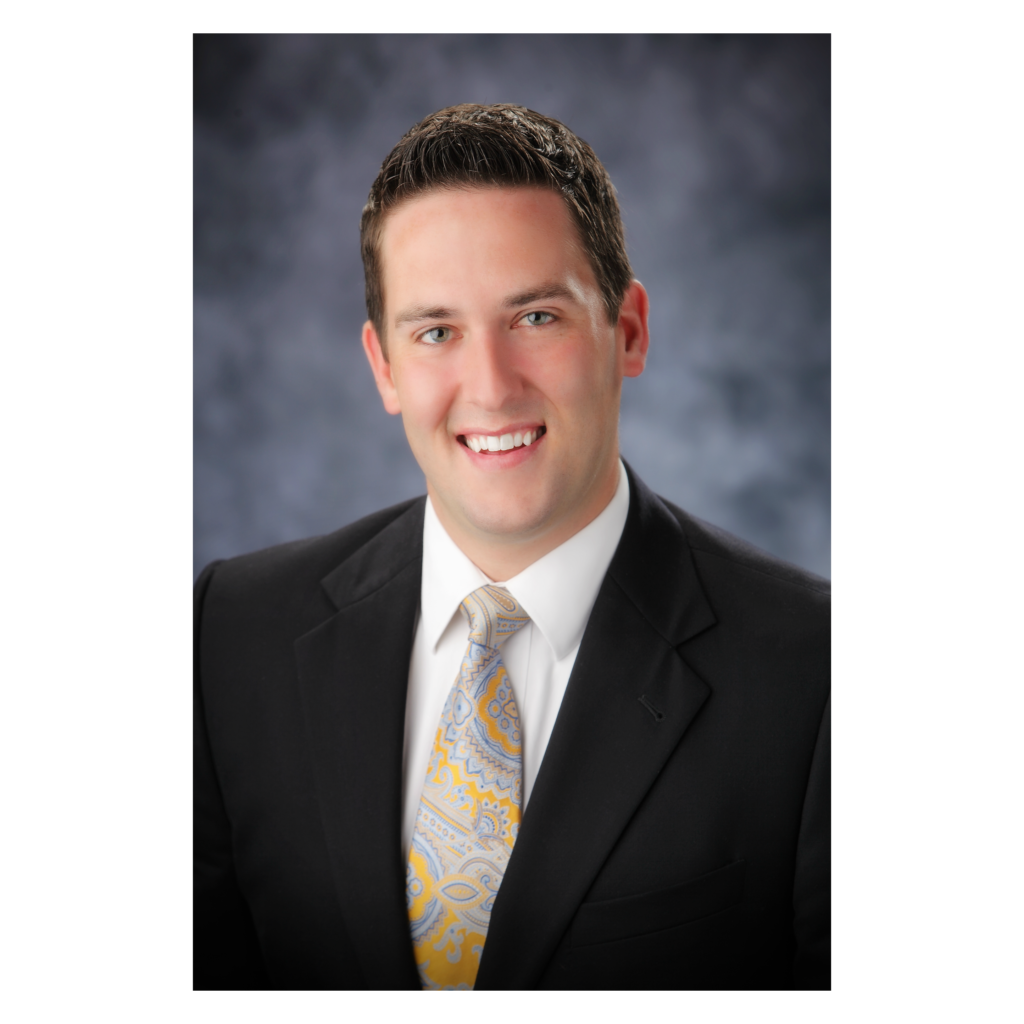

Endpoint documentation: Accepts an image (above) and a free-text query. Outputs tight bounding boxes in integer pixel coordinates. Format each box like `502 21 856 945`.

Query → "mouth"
457 425 547 454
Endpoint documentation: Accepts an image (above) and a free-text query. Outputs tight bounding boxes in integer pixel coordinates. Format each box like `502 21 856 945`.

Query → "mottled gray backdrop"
194 34 830 579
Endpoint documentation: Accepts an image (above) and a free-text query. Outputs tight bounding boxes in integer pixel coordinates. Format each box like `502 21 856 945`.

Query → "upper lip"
455 423 544 438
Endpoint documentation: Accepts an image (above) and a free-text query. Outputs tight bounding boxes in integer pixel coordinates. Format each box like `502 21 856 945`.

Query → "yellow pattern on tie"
406 584 530 990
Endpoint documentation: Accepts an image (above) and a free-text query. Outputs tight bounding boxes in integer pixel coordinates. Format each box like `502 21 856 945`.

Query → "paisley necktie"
406 584 530 989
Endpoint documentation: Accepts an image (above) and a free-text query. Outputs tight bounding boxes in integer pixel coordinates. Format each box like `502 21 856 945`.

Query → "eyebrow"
392 305 458 328
502 283 577 309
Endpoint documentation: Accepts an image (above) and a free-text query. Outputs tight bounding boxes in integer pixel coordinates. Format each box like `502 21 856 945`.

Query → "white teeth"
465 428 542 452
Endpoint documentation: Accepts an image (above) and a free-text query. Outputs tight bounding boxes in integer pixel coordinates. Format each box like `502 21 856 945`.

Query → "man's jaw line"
425 430 619 582
424 459 569 581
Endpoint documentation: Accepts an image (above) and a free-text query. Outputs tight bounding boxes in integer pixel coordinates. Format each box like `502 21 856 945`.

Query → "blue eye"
422 327 452 344
523 311 553 326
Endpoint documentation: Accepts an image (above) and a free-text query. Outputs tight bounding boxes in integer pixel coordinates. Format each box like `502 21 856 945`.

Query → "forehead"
378 187 593 311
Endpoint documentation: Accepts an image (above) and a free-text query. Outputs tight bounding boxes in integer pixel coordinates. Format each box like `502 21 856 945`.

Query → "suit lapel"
475 469 717 989
293 499 426 990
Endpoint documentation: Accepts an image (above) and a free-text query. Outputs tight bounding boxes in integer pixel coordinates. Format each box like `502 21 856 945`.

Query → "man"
194 104 830 990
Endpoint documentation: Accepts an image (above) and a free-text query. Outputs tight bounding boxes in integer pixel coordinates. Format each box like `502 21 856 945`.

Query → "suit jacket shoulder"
665 498 829 598
197 496 425 618
660 497 829 658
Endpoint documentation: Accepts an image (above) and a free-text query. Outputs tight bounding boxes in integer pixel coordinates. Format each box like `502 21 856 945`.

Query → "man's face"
362 186 647 561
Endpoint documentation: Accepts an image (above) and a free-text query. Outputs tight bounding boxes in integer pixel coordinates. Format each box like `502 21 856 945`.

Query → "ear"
362 320 402 415
617 280 650 378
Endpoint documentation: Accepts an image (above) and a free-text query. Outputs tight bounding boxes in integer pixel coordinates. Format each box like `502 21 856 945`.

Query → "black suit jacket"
194 465 830 989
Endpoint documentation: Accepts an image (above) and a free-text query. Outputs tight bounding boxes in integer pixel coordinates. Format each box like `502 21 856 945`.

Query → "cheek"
541 337 614 413
394 361 455 434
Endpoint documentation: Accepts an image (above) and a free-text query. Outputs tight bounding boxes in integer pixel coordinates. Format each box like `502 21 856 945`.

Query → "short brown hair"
360 103 633 351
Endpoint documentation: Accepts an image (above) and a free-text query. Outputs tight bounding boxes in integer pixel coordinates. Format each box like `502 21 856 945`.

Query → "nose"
460 327 522 410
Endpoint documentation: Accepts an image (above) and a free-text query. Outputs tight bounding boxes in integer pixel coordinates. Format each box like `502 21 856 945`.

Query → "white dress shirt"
400 460 630 857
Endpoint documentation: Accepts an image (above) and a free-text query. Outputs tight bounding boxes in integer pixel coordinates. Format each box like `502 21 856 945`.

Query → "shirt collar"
420 499 491 652
420 461 630 660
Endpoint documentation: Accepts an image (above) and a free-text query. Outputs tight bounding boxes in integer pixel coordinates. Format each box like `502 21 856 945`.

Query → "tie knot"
461 585 530 649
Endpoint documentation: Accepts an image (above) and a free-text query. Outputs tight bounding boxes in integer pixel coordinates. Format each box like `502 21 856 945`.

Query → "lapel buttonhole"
638 694 665 722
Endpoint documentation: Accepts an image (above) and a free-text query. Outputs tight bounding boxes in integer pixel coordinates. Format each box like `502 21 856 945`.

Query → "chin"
460 495 558 542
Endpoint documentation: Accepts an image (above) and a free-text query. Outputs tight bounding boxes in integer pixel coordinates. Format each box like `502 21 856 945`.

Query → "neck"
428 459 621 581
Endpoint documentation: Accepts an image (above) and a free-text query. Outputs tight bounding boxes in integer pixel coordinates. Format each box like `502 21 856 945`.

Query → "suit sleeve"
792 692 830 989
194 560 270 990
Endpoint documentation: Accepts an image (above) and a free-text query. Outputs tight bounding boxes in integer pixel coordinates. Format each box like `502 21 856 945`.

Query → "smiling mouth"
458 426 547 453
